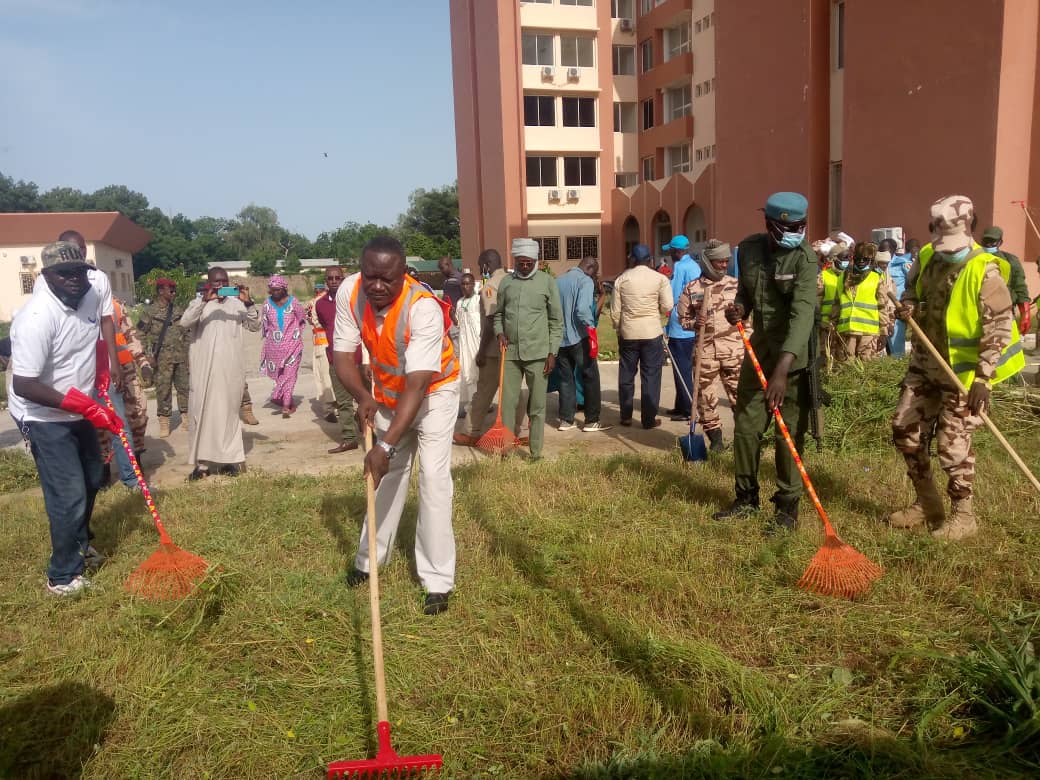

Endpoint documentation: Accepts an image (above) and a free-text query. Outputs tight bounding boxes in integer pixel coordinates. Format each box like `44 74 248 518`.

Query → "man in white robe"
180 267 261 479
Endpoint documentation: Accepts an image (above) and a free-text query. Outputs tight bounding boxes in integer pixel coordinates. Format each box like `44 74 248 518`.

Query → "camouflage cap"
827 242 850 259
40 240 89 269
930 195 974 253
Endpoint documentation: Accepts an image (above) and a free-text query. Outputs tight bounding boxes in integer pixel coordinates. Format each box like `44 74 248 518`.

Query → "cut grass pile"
1 360 1040 778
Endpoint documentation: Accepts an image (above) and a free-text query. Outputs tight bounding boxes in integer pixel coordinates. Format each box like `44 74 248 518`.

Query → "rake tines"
328 723 442 779
124 542 210 600
474 344 520 456
798 532 883 599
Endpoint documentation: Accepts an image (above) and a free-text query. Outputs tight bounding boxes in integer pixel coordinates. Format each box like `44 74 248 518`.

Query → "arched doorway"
652 210 672 257
622 216 639 264
684 204 706 253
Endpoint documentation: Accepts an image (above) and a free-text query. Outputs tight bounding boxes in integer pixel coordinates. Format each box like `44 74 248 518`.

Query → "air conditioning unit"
20 255 35 266
619 18 634 32
541 65 554 79
548 189 561 201
567 189 580 201
567 67 580 80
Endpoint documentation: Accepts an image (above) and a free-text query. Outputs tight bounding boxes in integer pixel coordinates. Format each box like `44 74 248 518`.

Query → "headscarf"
511 237 539 260
698 239 731 282
268 274 289 291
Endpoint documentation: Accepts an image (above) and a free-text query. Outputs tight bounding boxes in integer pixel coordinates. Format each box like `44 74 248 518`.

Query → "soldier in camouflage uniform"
827 242 893 363
889 196 1024 541
677 239 745 452
137 278 189 438
114 298 151 444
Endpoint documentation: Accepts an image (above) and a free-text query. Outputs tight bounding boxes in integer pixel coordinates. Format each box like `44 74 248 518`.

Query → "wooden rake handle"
362 423 389 723
887 292 1040 494
735 323 838 537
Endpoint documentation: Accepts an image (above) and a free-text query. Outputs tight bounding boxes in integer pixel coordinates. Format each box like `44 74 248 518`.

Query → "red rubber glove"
1019 303 1031 338
587 326 599 359
95 340 110 393
60 387 123 434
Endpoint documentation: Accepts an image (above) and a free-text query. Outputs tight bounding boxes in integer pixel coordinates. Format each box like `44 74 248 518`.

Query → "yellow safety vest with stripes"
835 272 881 335
819 267 840 321
916 244 1025 387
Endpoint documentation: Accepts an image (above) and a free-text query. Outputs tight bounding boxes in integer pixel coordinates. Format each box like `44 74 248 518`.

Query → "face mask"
833 259 850 271
47 277 93 309
940 247 972 263
515 265 538 279
983 244 1000 254
853 261 871 273
778 228 806 249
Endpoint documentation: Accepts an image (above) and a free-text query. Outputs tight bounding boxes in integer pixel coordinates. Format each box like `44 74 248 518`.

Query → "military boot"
888 477 944 530
713 489 760 521
240 403 259 426
932 497 979 541
706 429 725 452
158 415 171 438
767 495 799 534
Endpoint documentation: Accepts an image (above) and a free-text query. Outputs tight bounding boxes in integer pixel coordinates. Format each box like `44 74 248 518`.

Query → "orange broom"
475 344 521 455
735 323 882 599
99 391 209 600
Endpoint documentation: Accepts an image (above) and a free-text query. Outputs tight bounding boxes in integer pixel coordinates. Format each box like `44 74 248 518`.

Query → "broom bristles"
797 535 882 599
124 542 209 601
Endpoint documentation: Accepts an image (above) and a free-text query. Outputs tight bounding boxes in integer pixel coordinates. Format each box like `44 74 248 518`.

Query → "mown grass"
0 449 37 494
1 361 1039 778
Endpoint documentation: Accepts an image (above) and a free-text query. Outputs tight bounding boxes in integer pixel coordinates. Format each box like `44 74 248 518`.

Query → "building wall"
0 244 44 321
90 243 136 304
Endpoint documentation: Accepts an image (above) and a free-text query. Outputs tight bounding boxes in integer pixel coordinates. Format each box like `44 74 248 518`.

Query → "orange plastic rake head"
474 344 520 456
124 541 210 600
327 722 442 779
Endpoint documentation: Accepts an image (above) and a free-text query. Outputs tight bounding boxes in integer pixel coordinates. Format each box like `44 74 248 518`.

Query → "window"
522 33 554 66
561 36 594 68
527 0 552 3
665 23 690 60
703 13 711 29
611 0 633 18
526 155 557 187
563 156 597 186
524 95 555 126
695 19 702 33
562 97 596 127
695 83 702 97
695 148 703 162
567 236 599 261
830 161 843 229
560 0 593 5
615 172 638 187
613 101 637 132
666 84 691 120
642 97 654 130
20 272 34 295
835 1 845 69
612 45 635 75
667 143 691 174
639 0 651 14
710 144 716 158
642 156 655 182
640 39 653 72
535 236 561 262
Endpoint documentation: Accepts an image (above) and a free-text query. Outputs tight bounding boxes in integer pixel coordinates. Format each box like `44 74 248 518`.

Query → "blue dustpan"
663 331 708 463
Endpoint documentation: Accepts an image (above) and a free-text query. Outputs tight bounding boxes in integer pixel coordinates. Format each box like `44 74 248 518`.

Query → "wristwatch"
377 440 397 459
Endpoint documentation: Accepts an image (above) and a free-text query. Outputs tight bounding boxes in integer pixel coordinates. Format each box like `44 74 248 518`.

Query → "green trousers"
329 368 359 444
732 361 810 501
501 358 547 458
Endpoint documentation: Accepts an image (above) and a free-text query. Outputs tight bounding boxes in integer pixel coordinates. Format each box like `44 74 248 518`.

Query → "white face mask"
514 262 538 279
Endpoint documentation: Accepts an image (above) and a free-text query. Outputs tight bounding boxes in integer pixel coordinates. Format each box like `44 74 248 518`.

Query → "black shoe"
323 412 338 423
707 429 725 452
218 464 241 477
345 568 369 588
423 592 450 616
619 418 633 427
768 496 799 534
188 468 209 481
713 492 760 521
669 413 691 422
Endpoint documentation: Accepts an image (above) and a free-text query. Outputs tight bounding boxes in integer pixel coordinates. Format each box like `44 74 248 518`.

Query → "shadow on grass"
348 590 377 758
599 453 733 509
0 682 116 779
90 490 151 557
319 492 422 581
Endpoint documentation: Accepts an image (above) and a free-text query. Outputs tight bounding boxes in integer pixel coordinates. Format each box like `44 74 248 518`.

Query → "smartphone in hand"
216 286 241 297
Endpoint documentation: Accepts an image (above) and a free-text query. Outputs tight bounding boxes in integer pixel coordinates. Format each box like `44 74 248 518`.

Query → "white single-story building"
0 211 152 321
206 258 341 278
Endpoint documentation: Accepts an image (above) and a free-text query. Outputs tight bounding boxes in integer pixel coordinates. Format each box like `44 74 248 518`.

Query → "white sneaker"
582 421 613 432
46 575 92 596
558 421 577 431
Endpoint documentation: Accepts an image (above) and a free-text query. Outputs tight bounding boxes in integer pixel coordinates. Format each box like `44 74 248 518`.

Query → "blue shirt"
666 254 701 338
887 252 912 298
556 266 595 348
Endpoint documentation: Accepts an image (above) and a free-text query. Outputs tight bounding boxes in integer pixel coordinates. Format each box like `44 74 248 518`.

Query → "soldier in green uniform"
713 192 817 532
137 278 189 438
980 226 1032 340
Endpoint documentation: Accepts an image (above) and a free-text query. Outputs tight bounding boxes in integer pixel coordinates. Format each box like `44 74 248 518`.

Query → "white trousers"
313 345 335 410
354 381 458 593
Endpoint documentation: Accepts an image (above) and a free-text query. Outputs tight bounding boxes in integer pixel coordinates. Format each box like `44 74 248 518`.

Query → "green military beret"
764 192 808 222
981 226 1003 243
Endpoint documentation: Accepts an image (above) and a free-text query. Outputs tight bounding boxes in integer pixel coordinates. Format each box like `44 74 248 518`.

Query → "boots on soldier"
240 403 259 426
158 415 171 438
706 429 725 452
767 495 799 534
888 477 944 530
713 489 760 521
932 497 978 541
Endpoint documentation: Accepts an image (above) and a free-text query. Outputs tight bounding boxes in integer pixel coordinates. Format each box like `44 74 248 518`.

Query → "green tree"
282 255 302 274
135 267 199 309
0 173 42 212
247 246 278 277
397 182 459 244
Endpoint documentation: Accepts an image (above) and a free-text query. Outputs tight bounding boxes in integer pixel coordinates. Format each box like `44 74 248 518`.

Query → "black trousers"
618 337 664 427
556 337 602 424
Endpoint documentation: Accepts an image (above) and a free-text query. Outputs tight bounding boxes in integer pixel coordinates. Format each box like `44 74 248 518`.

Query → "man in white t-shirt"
333 236 460 616
9 241 123 596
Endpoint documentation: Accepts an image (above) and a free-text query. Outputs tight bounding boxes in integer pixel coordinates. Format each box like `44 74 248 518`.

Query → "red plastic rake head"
327 722 442 779
125 541 210 600
798 529 883 599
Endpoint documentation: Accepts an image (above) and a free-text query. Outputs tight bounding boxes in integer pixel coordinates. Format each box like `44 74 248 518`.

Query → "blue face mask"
833 258 849 271
940 247 972 263
983 244 1000 255
778 228 806 249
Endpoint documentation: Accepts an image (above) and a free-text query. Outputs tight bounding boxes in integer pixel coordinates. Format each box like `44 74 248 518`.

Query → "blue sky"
0 0 458 238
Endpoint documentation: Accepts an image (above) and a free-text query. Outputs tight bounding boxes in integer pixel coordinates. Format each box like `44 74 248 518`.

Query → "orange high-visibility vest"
313 326 329 348
348 276 458 408
112 300 134 366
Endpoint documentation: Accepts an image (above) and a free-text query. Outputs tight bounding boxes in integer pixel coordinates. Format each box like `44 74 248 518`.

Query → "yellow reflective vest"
835 272 881 335
916 244 1025 386
820 267 841 321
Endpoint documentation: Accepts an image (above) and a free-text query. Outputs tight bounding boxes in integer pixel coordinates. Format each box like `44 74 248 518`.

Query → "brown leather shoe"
453 432 477 446
642 418 662 430
328 441 359 454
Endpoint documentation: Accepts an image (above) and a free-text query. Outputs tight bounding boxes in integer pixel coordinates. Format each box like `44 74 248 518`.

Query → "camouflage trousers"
121 363 148 443
697 352 741 432
155 358 189 417
832 331 880 363
890 374 983 500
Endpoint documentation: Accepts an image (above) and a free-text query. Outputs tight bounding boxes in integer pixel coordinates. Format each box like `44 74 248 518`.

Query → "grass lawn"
2 362 1040 778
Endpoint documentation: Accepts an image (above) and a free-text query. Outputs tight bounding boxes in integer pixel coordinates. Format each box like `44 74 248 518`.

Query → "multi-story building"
452 0 1040 288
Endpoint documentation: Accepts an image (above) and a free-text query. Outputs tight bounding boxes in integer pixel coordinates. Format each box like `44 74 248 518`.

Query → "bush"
134 267 199 309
